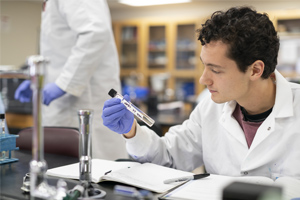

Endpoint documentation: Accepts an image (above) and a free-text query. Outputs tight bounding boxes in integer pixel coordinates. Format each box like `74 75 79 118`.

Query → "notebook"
46 158 193 193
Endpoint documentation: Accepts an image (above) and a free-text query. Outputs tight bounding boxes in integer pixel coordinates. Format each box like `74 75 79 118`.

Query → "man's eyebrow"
200 56 223 68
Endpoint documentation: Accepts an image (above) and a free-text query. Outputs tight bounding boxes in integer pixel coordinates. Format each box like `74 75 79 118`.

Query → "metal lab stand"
0 55 105 199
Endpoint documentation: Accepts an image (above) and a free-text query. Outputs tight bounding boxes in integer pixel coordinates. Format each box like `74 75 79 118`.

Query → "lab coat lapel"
248 115 276 152
219 101 248 147
248 70 294 152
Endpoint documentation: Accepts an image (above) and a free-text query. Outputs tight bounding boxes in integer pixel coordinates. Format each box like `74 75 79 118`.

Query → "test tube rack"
0 133 19 164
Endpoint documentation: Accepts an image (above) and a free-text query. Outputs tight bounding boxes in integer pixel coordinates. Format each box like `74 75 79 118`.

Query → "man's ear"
250 60 264 81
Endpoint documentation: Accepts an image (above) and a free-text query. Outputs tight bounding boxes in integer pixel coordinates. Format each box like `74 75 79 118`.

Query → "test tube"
0 114 6 160
108 89 155 127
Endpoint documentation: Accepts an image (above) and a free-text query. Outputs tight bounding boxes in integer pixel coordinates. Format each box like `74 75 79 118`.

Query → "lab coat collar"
272 70 294 118
244 70 293 160
240 71 295 171
219 70 294 147
220 100 247 147
221 70 294 119
222 100 236 115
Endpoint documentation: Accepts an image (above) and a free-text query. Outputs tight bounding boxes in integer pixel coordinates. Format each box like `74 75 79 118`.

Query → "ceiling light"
118 0 191 7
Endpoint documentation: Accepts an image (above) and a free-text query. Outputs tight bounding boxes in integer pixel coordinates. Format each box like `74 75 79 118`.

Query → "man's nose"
199 68 212 86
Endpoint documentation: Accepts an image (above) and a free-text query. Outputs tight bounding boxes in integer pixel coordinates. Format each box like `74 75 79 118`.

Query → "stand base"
0 157 19 164
81 188 106 199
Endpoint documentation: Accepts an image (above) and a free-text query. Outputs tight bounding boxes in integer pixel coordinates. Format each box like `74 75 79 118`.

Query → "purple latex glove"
102 95 134 134
14 80 32 102
42 83 66 106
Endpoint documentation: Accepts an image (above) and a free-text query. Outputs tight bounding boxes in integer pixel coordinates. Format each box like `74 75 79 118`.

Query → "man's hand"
102 95 134 135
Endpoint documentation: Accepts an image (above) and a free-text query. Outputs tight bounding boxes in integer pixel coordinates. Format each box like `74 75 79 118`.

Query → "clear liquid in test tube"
108 89 155 127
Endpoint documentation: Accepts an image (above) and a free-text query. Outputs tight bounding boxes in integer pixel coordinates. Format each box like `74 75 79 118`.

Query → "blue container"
0 134 19 164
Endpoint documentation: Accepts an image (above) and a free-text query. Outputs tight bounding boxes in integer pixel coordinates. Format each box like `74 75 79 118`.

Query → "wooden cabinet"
277 18 300 78
113 20 205 103
120 26 138 69
269 11 300 78
172 22 203 101
176 23 197 70
113 22 146 88
148 25 167 69
6 112 33 130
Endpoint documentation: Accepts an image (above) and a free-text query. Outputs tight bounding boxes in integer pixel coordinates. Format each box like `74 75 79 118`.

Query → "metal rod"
78 109 93 185
26 55 54 199
28 56 46 162
1 56 73 199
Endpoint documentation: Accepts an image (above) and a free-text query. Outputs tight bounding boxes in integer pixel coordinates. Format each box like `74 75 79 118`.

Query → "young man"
102 6 300 180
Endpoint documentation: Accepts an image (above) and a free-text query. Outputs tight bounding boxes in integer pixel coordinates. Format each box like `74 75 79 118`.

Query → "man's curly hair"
197 7 279 79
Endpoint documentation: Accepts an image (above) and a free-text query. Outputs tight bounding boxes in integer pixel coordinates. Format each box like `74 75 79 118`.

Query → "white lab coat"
40 0 127 160
126 70 300 180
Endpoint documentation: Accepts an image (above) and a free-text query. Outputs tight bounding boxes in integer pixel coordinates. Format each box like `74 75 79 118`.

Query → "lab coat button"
241 171 248 175
267 127 271 131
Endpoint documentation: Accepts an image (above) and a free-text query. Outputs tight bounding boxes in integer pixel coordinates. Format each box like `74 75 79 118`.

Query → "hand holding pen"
163 173 210 184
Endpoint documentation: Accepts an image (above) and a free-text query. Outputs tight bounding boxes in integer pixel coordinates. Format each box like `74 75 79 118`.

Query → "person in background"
102 6 300 179
14 0 127 160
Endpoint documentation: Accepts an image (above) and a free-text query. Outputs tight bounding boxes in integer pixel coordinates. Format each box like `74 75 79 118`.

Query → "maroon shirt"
232 104 263 148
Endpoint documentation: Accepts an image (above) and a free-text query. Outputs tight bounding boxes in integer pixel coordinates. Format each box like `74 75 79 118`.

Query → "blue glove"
42 83 66 106
14 80 32 102
102 95 134 134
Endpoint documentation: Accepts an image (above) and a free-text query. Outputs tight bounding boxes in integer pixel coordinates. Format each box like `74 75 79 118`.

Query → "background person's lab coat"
40 0 127 160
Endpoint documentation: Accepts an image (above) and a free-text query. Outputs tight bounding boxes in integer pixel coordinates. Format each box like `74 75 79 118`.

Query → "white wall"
1 0 300 68
109 1 300 21
0 1 42 68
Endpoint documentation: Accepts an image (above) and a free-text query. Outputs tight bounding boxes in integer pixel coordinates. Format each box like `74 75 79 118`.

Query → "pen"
163 173 210 184
104 170 112 175
113 185 153 199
